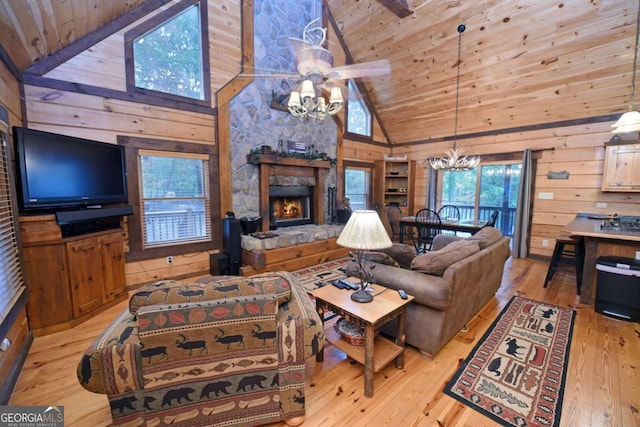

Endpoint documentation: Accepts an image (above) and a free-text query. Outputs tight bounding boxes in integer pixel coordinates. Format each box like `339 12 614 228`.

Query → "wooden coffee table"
311 279 414 397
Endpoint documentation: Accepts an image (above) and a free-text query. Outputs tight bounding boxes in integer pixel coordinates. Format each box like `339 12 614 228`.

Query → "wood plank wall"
20 1 243 288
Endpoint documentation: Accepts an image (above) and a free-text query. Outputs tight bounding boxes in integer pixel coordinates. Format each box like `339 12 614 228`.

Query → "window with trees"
344 164 372 210
346 80 372 138
125 0 209 102
441 162 521 236
138 150 211 248
120 136 220 262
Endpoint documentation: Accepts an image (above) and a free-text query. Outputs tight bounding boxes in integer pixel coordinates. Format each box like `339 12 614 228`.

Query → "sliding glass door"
441 162 521 236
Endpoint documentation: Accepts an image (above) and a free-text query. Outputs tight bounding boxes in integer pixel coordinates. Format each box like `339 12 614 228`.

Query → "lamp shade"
611 110 640 133
337 210 393 250
288 91 301 107
300 80 315 99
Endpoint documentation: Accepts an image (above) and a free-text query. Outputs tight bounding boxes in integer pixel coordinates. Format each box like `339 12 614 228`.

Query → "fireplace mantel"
255 155 330 231
249 154 331 169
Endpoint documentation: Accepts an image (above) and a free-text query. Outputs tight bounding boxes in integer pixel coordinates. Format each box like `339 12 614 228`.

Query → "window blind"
0 121 26 326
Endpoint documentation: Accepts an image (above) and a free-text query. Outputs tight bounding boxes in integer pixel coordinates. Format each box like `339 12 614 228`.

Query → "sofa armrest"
77 310 143 395
346 261 452 310
277 272 325 360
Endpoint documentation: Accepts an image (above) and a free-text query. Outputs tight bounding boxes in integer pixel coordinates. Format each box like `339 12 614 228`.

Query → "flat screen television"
13 126 128 212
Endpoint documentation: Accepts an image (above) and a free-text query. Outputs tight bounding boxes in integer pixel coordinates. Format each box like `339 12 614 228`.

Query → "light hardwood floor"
9 257 640 426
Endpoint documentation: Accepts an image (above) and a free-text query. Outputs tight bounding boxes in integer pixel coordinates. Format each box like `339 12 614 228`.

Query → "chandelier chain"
453 24 463 150
631 1 640 108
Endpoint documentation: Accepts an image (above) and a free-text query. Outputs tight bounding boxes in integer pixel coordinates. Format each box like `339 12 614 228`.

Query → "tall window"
125 0 209 102
346 80 372 138
441 162 521 236
345 165 372 210
0 121 26 325
138 150 211 248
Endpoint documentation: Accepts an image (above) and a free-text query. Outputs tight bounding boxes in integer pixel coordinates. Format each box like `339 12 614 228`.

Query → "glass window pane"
345 167 370 210
139 152 210 247
442 169 476 220
347 80 372 137
133 5 204 100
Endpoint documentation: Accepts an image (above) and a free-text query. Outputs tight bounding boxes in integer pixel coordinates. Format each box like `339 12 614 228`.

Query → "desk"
398 216 487 243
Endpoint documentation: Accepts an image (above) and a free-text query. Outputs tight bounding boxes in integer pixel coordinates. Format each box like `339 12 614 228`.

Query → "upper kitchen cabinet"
602 141 640 192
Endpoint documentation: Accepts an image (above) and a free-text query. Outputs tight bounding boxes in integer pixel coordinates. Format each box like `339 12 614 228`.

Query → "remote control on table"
332 281 346 289
338 279 360 290
398 289 408 299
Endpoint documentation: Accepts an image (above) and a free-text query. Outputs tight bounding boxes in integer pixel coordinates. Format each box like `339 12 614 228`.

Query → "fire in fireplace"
269 185 313 227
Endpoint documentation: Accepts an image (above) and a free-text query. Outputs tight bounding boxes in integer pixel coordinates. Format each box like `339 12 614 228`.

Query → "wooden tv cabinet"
19 214 128 336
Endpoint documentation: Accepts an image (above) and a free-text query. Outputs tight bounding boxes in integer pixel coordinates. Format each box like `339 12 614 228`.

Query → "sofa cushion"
410 239 480 276
468 226 503 249
364 251 400 267
379 243 417 269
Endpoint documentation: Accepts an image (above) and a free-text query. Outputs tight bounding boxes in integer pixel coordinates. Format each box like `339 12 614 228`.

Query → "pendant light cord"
631 2 640 109
453 24 465 150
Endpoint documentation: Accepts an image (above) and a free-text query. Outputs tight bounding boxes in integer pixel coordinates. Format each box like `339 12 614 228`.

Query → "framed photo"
287 140 306 154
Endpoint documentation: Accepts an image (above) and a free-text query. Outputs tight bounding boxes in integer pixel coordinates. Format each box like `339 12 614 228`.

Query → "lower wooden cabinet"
20 215 127 336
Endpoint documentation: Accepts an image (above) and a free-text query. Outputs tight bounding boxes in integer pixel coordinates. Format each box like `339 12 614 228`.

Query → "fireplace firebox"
269 185 313 227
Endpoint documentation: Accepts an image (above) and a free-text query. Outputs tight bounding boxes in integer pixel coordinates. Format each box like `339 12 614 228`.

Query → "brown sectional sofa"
346 227 511 357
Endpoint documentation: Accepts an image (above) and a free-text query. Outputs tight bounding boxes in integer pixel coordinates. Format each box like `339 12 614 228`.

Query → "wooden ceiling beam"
376 0 413 18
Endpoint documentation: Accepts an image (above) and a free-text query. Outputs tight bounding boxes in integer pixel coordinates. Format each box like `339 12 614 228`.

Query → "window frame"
343 160 374 210
124 0 211 106
344 80 373 141
118 135 220 262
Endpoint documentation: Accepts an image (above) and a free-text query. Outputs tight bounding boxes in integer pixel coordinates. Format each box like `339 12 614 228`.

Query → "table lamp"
337 210 393 302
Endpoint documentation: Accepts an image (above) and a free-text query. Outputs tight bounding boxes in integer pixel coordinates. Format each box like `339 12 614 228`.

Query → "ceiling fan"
244 19 391 120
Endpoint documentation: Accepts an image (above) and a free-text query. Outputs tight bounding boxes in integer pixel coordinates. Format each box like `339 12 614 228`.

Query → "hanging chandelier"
287 77 343 121
429 24 480 171
612 1 640 134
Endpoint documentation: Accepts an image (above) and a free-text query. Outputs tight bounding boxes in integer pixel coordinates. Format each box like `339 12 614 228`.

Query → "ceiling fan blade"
326 59 391 80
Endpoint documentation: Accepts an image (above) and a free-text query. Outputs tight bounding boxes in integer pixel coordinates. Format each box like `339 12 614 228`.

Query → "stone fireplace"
253 154 330 231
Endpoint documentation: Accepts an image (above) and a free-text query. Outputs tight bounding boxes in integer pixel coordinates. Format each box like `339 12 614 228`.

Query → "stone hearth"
241 224 344 252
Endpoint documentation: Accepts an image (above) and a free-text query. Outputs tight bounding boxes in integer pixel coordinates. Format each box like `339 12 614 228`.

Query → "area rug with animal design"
444 295 576 427
291 257 350 292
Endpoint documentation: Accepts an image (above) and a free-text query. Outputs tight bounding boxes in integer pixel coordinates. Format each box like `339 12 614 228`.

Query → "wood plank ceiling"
0 0 637 145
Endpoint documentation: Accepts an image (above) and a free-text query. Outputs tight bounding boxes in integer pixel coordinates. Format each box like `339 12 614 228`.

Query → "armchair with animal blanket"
77 271 324 427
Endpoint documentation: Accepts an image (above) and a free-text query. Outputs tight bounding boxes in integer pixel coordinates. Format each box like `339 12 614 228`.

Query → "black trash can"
595 256 640 322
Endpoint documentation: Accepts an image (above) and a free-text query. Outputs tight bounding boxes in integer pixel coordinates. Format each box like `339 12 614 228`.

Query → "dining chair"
486 209 499 227
413 208 442 253
438 205 461 235
386 204 403 241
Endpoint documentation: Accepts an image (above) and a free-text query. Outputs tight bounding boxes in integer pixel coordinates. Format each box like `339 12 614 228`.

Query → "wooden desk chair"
413 208 442 253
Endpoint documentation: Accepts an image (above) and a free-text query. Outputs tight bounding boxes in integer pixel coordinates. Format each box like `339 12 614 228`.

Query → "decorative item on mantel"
425 24 481 171
337 210 392 303
246 143 336 165
612 1 640 134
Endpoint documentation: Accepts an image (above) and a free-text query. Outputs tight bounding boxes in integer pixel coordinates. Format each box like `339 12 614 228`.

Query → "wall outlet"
166 256 174 265
542 239 549 247
596 202 608 208
538 192 554 200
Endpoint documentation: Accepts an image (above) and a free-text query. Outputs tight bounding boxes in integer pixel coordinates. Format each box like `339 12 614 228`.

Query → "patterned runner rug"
444 295 576 427
291 257 350 292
